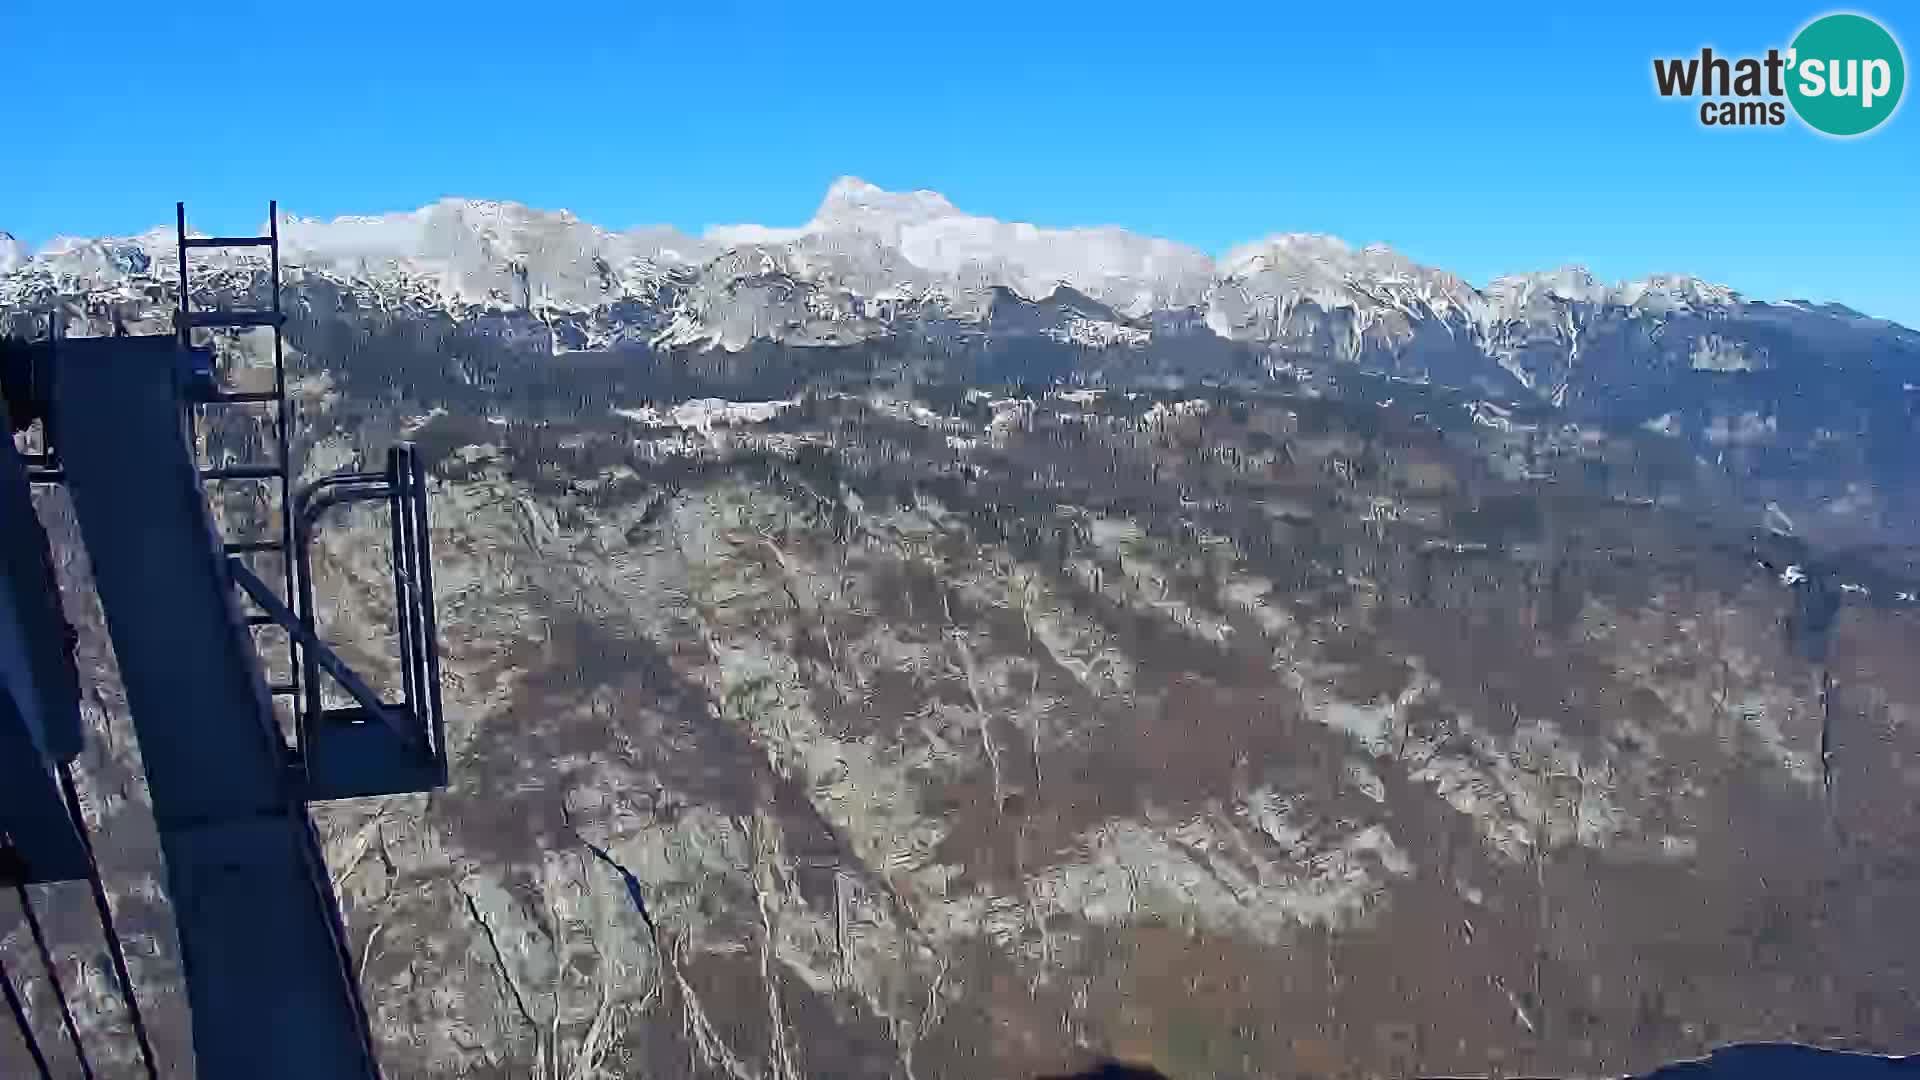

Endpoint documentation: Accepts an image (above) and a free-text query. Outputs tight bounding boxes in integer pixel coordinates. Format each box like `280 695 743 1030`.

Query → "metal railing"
286 442 448 795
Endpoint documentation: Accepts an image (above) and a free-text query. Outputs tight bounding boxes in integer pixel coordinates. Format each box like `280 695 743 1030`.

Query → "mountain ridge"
8 177 1903 332
5 178 1917 545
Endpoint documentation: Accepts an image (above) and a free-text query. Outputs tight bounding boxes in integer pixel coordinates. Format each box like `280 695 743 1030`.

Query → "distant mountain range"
4 177 1917 543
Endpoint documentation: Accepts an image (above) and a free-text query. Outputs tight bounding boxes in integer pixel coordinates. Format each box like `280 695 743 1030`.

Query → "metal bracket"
279 442 447 800
227 559 419 752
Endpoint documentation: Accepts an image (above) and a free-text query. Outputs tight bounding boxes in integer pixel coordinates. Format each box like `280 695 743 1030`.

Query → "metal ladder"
173 201 304 710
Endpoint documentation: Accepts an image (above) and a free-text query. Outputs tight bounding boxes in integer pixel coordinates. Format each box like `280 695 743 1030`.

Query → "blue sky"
5 0 1916 325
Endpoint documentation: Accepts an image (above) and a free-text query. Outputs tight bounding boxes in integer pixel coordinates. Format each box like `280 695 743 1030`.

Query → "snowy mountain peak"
8 179 1899 371
1227 232 1356 263
1621 274 1739 310
281 198 593 265
699 179 1214 313
812 176 958 230
1221 233 1462 286
1215 232 1480 336
1485 267 1608 310
1486 267 1741 314
270 198 705 310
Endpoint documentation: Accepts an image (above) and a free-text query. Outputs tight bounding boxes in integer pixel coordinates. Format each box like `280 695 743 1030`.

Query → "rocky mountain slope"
4 186 1919 1078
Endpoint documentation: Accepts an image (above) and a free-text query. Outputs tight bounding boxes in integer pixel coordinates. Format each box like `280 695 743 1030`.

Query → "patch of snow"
1030 805 1412 942
1342 759 1388 803
1705 411 1776 446
614 398 796 434
400 407 447 436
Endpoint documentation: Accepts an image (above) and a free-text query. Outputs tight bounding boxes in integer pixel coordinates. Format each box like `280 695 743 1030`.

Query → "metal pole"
174 203 189 351
270 200 301 734
387 450 419 724
295 499 324 745
13 887 94 1079
0 959 53 1080
411 449 446 778
59 765 160 1080
176 203 196 451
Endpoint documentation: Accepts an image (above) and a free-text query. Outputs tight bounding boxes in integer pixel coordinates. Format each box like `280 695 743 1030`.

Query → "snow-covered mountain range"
6 176 1906 362
5 177 1918 542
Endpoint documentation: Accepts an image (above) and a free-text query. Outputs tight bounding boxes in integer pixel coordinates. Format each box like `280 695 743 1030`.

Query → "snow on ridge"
1486 267 1741 314
808 176 961 237
2 179 1819 351
704 176 1214 314
1219 232 1359 277
277 199 708 309
2 181 1743 327
614 398 797 434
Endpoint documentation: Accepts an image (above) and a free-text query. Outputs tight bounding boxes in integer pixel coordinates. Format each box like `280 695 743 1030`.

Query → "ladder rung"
203 464 284 480
208 389 281 404
267 682 299 695
182 235 273 249
245 613 279 626
225 539 282 553
186 310 285 328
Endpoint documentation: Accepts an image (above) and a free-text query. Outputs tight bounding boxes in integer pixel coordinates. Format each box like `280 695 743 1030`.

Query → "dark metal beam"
0 428 89 885
50 335 380 1080
227 558 421 753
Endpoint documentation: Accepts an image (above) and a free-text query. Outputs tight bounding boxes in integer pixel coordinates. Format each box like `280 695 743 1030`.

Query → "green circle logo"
1787 13 1906 136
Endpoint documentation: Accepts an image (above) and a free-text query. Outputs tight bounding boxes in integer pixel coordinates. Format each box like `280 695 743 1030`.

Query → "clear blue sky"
5 0 1916 325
